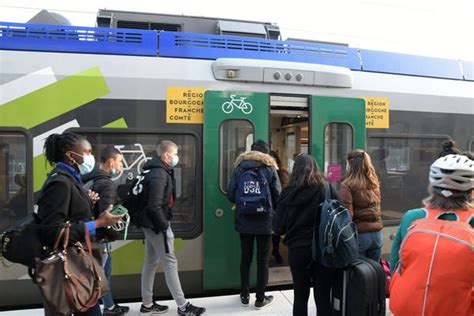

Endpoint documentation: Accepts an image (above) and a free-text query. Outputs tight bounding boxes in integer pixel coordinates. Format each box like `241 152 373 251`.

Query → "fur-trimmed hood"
234 151 278 169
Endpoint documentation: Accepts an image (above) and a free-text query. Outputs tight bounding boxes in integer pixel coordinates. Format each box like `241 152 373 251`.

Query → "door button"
215 208 224 218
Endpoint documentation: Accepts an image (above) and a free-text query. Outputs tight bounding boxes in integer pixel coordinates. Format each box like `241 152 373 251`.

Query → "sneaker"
140 302 169 315
103 305 126 316
255 295 274 310
178 302 206 315
115 304 130 313
240 294 250 307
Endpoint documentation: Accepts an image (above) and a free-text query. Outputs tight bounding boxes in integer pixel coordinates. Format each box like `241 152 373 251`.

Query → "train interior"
267 95 309 284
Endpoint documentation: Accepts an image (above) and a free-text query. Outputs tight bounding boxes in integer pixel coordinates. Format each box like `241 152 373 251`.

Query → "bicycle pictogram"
221 95 253 114
112 143 152 181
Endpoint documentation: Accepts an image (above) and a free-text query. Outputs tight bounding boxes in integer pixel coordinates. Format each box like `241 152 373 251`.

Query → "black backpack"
312 182 359 268
122 170 150 223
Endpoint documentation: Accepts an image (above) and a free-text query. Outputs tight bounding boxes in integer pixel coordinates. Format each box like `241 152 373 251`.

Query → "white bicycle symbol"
222 95 253 114
112 143 152 181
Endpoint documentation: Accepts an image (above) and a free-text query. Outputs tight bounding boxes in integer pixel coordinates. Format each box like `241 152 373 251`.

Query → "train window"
81 132 198 235
0 132 29 233
367 135 449 222
219 120 254 193
324 123 353 189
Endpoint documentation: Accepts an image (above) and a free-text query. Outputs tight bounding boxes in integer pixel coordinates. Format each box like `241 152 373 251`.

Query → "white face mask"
171 155 179 168
70 152 95 175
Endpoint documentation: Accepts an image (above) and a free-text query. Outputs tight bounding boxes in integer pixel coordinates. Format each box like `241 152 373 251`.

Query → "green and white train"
0 9 473 308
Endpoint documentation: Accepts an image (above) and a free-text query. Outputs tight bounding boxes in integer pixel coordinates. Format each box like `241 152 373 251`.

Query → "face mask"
110 168 116 177
171 155 179 168
70 152 95 175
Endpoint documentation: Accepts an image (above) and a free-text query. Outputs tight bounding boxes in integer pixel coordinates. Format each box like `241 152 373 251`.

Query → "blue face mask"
71 153 95 175
110 168 116 177
171 155 179 168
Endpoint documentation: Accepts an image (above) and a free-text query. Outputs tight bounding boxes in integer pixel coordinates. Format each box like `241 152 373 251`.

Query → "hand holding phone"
110 204 128 216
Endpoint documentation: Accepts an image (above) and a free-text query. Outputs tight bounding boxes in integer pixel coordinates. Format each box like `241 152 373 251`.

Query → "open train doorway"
268 94 309 285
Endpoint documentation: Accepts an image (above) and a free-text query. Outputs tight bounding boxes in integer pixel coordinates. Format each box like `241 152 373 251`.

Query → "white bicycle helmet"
429 154 474 197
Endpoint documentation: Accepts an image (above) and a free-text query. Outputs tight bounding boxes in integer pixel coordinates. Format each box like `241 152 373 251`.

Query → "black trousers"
288 246 335 316
272 234 281 255
239 233 272 301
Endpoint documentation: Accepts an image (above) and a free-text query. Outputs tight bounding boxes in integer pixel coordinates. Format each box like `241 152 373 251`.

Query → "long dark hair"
44 132 85 166
288 154 323 188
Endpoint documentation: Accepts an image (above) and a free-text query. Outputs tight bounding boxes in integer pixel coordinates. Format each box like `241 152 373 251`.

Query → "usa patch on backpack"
122 170 150 223
235 168 272 215
313 182 358 269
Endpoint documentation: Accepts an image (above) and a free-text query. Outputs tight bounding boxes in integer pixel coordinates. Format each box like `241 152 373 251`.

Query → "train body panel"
1 21 473 308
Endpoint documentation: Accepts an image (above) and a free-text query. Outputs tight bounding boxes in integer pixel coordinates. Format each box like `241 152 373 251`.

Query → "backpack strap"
323 182 331 200
257 167 273 211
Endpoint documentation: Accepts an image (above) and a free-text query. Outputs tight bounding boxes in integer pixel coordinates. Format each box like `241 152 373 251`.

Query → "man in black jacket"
82 146 129 316
227 140 281 309
136 140 206 316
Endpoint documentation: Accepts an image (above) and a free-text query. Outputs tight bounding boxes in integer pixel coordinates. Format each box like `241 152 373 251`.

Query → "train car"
0 9 473 309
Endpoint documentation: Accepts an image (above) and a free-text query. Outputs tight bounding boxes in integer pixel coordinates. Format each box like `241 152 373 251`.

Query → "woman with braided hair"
36 131 123 316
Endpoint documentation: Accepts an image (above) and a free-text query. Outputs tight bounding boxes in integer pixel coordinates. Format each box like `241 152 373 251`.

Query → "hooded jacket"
339 183 382 233
81 167 119 241
273 183 336 249
227 151 281 235
135 155 175 233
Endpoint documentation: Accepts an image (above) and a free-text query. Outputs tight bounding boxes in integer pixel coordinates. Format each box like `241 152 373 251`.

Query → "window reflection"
367 136 449 221
220 120 254 193
81 133 197 235
324 123 353 189
0 133 28 233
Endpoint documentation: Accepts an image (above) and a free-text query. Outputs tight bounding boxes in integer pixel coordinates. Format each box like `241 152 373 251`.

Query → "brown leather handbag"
35 224 108 314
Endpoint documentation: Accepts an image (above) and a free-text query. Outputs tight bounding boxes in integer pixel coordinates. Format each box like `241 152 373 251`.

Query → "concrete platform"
3 290 393 315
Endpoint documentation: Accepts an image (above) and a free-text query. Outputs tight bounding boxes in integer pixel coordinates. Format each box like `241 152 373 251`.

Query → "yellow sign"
167 87 206 124
364 97 389 128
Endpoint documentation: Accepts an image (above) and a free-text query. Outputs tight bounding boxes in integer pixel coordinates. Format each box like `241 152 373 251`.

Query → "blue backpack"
235 167 272 215
312 182 359 268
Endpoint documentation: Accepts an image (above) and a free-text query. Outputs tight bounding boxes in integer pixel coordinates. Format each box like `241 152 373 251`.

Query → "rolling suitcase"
331 257 386 316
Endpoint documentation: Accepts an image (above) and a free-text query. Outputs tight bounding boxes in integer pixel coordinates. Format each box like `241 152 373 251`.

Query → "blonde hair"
342 149 380 191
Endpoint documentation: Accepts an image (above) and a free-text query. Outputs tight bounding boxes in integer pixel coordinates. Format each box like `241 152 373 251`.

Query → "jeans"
288 246 335 316
141 227 186 307
101 243 114 309
239 233 271 301
358 231 383 261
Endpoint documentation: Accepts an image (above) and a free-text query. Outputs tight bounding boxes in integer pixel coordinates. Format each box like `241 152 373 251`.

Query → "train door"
310 96 366 186
267 95 365 285
203 91 269 290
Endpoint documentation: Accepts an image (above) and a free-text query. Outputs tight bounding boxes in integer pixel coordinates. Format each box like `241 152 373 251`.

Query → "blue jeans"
101 243 114 309
358 231 383 261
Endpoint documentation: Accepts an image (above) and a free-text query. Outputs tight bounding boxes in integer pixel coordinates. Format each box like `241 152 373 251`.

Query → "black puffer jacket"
82 167 119 241
227 151 282 235
135 156 175 233
36 165 93 245
273 182 337 248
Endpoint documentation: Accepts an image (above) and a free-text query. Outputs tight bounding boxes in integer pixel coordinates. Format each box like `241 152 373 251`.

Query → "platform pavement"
3 290 393 315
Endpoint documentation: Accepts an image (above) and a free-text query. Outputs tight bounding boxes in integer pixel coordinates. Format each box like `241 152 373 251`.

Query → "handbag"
35 224 109 314
0 215 49 267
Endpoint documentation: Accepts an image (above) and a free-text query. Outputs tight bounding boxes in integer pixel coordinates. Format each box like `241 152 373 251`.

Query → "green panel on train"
310 96 366 168
203 91 269 289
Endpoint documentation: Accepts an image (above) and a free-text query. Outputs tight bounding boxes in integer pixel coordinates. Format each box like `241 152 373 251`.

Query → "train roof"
0 21 472 82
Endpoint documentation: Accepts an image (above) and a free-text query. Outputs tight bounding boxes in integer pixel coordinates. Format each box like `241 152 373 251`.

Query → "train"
0 9 473 309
